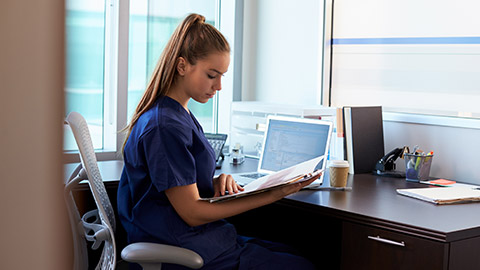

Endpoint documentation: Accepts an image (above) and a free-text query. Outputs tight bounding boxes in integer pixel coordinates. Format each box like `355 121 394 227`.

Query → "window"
330 0 480 122
128 0 218 132
64 0 106 150
65 0 222 157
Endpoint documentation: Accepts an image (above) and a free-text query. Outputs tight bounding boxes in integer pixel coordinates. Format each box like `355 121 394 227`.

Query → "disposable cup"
329 160 350 187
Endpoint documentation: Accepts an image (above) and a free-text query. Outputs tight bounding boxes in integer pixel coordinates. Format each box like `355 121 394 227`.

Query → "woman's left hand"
213 173 244 197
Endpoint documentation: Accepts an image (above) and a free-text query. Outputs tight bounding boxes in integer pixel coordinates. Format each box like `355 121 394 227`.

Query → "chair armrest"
121 242 204 269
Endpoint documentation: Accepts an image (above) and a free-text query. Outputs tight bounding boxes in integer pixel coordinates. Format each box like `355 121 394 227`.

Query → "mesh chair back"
66 112 117 270
64 163 89 270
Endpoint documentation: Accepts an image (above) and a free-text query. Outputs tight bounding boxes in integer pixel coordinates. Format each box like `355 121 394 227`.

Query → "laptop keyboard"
240 172 268 179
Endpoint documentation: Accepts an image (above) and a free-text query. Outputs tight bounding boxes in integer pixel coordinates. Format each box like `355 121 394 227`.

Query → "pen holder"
404 153 433 182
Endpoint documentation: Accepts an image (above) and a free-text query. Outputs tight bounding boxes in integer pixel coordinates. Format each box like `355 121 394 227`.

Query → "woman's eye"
207 74 216 79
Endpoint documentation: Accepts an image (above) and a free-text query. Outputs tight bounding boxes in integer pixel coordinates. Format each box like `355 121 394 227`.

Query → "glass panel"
64 0 106 150
331 0 480 119
128 0 217 131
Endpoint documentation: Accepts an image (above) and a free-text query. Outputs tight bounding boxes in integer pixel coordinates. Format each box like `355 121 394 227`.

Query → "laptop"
232 115 333 187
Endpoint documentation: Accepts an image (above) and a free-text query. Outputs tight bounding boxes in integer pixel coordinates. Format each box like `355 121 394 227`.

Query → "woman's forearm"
165 179 314 227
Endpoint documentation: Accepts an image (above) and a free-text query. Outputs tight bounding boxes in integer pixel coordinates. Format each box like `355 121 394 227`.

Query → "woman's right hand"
270 174 320 199
212 173 244 197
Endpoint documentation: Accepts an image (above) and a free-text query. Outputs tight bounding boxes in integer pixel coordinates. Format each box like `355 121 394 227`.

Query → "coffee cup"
329 160 350 187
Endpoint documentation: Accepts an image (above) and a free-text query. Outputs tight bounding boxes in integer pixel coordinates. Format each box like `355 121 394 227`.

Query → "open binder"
201 156 325 203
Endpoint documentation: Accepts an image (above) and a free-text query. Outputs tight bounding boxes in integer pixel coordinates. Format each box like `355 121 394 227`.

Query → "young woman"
118 13 318 270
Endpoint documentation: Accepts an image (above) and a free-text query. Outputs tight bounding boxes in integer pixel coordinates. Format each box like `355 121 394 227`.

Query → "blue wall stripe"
332 37 480 45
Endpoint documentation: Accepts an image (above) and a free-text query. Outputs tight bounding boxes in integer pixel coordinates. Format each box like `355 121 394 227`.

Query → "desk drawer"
341 222 448 270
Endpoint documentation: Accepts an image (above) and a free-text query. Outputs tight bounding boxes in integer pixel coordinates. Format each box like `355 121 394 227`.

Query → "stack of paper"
397 187 480 205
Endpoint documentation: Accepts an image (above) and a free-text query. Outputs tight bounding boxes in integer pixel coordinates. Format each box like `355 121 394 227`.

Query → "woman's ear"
176 57 187 76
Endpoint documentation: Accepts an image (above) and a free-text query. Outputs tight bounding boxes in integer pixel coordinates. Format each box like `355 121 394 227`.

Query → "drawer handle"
367 235 405 247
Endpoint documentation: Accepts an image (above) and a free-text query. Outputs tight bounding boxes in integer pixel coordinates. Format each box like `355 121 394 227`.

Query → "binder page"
201 155 324 203
244 155 324 192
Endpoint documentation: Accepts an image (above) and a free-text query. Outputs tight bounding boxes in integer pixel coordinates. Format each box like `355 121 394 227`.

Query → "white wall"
0 1 71 268
240 0 480 184
384 120 480 183
331 0 480 184
330 0 480 117
242 0 324 105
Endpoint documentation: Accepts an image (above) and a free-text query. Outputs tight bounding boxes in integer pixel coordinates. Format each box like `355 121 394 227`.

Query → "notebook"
397 187 480 205
232 115 333 187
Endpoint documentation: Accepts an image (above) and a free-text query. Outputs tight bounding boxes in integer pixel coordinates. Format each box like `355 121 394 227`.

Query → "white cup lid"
329 160 349 168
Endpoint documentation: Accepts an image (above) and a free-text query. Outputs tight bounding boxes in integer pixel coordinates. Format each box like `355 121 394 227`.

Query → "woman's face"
180 52 230 104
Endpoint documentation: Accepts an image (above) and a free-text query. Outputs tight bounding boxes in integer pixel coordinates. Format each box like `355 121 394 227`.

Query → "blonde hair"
123 13 230 149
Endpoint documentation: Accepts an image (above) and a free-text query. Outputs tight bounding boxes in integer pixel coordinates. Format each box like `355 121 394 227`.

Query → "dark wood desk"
281 174 480 270
67 158 480 270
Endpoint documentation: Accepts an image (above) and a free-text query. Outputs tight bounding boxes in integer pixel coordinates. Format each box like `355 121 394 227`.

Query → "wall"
331 0 480 184
242 0 324 105
241 0 480 184
0 1 71 268
384 120 480 183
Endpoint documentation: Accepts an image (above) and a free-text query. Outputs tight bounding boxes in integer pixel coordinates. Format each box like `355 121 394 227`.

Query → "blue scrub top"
117 96 237 264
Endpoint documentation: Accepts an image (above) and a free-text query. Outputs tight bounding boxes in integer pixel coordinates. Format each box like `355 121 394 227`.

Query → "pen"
425 151 434 162
289 174 308 183
291 170 322 183
415 155 421 170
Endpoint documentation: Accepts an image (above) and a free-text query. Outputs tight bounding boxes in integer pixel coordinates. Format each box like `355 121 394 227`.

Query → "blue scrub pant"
160 236 317 270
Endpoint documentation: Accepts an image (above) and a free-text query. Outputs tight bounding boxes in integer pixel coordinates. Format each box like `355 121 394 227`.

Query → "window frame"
64 0 237 163
64 0 124 163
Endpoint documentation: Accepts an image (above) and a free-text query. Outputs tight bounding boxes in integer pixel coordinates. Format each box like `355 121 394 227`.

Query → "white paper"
201 155 325 203
397 187 480 204
243 155 325 192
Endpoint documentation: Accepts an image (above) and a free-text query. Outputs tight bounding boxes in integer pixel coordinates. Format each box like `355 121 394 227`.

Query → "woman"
118 13 318 270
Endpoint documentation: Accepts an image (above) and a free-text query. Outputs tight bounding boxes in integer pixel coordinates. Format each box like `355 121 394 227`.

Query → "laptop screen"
259 116 333 173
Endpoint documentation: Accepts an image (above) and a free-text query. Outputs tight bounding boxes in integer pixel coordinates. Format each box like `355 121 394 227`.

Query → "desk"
67 158 480 270
281 174 480 270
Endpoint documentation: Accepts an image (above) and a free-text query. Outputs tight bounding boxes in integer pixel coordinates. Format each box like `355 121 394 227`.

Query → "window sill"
63 150 122 164
383 112 480 130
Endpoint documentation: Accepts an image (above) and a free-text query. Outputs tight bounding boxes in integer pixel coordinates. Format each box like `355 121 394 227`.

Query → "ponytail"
123 13 230 149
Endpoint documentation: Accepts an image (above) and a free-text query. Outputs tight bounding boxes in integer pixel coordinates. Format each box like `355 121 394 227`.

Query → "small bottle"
230 143 245 165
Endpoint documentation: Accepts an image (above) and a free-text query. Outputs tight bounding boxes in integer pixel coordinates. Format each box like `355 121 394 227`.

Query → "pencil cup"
329 160 350 187
404 153 433 182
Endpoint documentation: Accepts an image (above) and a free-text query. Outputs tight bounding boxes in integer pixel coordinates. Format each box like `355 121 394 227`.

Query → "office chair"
64 111 204 270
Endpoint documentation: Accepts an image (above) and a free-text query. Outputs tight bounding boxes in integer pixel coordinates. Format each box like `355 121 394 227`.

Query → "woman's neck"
166 90 190 113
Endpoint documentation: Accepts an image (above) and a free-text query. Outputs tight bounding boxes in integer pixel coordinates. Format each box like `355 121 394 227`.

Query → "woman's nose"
213 78 222 91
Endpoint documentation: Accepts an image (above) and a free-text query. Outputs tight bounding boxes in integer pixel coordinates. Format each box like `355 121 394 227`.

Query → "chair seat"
121 243 203 269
